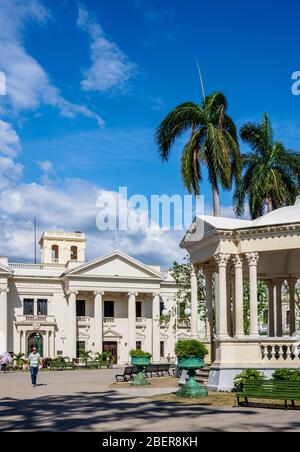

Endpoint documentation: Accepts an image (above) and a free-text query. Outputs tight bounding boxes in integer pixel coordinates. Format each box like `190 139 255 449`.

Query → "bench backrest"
243 380 300 393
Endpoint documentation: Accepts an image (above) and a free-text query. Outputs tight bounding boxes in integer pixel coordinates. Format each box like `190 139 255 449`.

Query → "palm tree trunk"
213 188 221 217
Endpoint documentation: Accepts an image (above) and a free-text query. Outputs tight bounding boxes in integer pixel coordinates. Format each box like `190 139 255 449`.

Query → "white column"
128 292 137 356
203 269 213 341
191 265 199 338
0 289 8 352
21 330 26 356
246 253 260 337
49 331 55 358
94 291 104 353
233 256 244 338
152 292 161 363
214 254 230 339
266 280 275 337
275 279 284 337
227 275 232 337
68 291 77 359
289 279 297 336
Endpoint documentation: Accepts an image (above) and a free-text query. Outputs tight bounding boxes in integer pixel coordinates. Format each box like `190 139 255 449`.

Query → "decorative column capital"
214 253 231 267
128 291 138 297
233 255 243 268
94 290 105 296
152 292 160 298
67 290 78 296
191 265 199 276
246 252 259 266
0 287 9 294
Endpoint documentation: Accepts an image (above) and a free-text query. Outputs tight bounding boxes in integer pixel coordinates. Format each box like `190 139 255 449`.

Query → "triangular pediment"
65 251 164 280
103 328 123 338
0 263 13 276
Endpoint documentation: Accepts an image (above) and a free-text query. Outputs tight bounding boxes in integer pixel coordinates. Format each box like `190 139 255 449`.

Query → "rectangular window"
104 301 114 318
37 299 48 316
136 301 142 318
23 299 34 316
76 300 86 317
77 341 85 358
286 310 291 326
136 341 142 350
160 341 165 358
160 302 164 316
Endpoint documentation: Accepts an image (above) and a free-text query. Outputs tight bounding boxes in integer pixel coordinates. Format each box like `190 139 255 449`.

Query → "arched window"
51 245 59 263
71 246 78 261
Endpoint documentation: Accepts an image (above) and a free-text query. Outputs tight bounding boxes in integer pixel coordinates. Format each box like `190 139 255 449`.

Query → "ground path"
0 369 299 432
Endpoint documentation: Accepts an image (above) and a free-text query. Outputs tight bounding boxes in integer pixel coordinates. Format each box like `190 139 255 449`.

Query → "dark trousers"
30 366 39 386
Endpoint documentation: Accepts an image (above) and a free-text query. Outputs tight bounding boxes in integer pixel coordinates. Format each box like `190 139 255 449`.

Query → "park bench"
145 364 173 377
50 361 76 371
115 366 138 382
236 380 300 409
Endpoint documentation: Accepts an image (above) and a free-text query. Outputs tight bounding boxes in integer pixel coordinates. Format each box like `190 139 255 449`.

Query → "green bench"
50 361 76 371
236 380 300 409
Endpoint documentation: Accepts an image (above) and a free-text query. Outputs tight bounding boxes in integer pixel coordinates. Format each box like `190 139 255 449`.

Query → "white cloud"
0 0 104 126
0 176 185 266
78 4 136 93
0 119 22 157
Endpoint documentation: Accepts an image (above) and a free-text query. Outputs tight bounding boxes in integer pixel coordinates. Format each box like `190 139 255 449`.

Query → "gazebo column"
275 280 283 337
191 265 199 338
246 253 260 337
266 281 275 337
214 254 230 339
152 293 161 363
288 279 297 336
0 289 8 353
227 276 233 337
233 256 245 338
203 267 213 341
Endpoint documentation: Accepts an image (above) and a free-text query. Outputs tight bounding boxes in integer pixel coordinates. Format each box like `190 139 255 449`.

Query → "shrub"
175 339 208 359
233 369 266 392
272 368 300 382
129 349 152 358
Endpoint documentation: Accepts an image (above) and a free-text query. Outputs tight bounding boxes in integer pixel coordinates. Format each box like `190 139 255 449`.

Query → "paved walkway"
0 370 299 432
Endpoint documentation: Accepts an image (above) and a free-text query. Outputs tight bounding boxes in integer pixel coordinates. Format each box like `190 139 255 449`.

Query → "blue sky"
0 0 300 264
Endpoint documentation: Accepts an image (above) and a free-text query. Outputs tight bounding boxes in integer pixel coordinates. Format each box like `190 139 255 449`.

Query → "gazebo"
181 197 300 391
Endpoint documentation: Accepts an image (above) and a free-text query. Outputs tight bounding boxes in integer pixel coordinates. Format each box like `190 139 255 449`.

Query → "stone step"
195 367 211 384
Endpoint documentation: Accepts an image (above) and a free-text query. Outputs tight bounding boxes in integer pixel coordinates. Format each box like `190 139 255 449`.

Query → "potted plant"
129 349 151 386
175 339 208 398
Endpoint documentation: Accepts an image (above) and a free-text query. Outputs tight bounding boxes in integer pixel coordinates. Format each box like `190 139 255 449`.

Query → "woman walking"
28 347 42 388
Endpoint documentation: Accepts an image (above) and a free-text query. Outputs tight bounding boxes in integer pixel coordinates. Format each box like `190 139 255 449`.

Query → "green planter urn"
176 356 208 398
131 355 151 386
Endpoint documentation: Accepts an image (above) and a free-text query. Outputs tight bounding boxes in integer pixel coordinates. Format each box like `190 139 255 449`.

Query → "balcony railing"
104 317 115 324
136 317 146 325
77 316 90 325
261 341 300 362
15 315 56 324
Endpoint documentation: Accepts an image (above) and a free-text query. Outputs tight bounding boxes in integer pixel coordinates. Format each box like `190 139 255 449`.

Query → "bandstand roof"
181 198 300 279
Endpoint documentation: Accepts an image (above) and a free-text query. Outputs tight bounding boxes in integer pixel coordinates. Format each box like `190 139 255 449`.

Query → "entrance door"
103 341 118 363
27 333 44 357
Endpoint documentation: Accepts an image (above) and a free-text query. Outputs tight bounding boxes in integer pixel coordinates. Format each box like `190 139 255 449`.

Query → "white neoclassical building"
0 231 180 364
182 197 300 391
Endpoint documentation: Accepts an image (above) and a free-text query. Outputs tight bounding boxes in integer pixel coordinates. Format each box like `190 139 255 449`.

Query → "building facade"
0 231 181 364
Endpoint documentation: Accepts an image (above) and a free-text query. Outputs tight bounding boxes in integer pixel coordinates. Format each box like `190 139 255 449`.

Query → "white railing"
10 263 45 270
104 317 115 324
260 341 300 362
16 315 56 323
77 316 90 324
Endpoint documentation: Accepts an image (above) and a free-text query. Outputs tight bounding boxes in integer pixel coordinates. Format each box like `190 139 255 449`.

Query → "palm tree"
234 113 300 219
156 92 241 216
79 348 92 366
13 353 25 370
